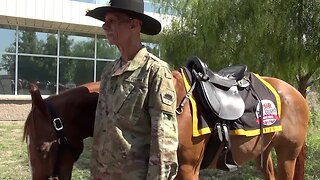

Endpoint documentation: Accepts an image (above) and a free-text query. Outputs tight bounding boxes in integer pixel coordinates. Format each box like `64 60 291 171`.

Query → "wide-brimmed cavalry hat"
86 0 161 35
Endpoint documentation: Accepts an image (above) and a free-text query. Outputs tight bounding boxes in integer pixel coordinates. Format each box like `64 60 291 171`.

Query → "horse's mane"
23 109 33 142
22 84 99 142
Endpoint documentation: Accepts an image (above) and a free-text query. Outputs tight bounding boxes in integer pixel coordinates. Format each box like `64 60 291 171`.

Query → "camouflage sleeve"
94 61 114 131
147 64 179 180
91 61 114 177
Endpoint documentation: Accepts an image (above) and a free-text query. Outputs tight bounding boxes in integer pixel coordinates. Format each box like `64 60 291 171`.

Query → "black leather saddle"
185 56 249 120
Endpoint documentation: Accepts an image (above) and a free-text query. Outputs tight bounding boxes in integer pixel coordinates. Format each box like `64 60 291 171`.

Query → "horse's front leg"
175 135 209 180
175 108 210 180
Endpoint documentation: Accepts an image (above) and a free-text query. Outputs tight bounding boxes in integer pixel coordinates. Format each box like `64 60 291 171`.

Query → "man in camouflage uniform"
86 0 179 179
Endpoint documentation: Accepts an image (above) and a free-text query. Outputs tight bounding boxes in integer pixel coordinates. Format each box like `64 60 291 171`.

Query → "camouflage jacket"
91 47 179 180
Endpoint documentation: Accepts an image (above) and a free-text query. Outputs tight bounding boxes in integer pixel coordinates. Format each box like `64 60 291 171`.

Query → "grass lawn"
0 121 91 180
0 121 30 180
0 121 319 179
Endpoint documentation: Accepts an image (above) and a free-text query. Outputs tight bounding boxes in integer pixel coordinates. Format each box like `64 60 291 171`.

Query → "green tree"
153 0 320 96
17 31 46 82
96 38 119 59
59 34 75 84
1 45 15 77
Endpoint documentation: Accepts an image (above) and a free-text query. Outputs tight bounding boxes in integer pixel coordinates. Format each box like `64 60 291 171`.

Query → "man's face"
102 12 133 46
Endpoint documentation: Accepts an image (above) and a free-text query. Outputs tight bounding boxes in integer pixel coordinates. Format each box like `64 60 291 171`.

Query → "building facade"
0 0 172 97
0 0 172 120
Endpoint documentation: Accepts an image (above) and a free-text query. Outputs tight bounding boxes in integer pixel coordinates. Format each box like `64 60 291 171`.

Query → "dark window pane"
97 36 120 59
0 26 16 54
0 54 15 95
60 32 94 58
18 56 57 95
96 60 108 81
59 58 94 89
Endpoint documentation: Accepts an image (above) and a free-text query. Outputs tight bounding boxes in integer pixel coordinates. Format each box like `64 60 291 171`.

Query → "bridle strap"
46 102 77 179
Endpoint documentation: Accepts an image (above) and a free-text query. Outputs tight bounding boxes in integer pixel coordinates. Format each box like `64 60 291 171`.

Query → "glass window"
60 32 94 58
96 36 120 59
0 26 16 54
143 42 160 56
59 58 94 89
70 0 95 3
145 1 156 13
96 60 108 81
0 54 15 95
95 0 107 5
18 56 57 95
18 27 58 55
145 1 177 15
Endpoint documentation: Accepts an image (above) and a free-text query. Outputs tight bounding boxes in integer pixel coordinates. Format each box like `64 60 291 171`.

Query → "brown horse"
23 71 309 180
23 82 99 179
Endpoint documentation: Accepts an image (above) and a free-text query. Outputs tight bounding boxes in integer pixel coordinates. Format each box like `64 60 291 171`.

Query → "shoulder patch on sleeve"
161 90 175 105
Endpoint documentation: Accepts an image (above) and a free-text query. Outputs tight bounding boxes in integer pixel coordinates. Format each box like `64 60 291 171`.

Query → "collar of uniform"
111 58 122 76
126 47 148 71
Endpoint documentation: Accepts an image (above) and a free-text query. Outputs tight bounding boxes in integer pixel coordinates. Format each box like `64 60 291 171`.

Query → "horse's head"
23 82 99 179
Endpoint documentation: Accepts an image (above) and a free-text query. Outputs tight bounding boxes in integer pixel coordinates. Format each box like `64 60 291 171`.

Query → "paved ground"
0 102 31 121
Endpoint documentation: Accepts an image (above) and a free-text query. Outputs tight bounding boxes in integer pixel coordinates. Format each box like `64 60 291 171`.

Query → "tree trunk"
297 75 308 98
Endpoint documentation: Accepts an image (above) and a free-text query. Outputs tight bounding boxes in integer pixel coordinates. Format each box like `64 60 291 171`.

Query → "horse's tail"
293 142 307 180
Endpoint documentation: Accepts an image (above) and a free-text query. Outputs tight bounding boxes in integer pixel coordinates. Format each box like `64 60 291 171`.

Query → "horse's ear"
29 84 46 114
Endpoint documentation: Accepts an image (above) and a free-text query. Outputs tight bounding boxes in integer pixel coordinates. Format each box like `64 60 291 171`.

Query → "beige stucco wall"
0 100 31 121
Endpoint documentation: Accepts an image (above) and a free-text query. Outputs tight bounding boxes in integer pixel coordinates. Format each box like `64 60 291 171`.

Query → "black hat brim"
86 6 161 35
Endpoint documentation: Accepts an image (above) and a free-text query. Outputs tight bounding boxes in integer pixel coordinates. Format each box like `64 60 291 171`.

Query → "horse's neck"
53 90 98 139
73 93 98 139
172 70 186 102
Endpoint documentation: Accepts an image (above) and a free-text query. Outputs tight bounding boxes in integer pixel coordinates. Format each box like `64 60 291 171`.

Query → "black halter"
46 102 76 180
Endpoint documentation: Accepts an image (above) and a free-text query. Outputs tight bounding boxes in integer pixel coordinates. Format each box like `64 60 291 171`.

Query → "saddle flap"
201 82 245 120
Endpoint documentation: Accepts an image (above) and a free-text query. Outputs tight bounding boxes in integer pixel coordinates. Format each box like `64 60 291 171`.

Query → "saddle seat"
185 56 249 120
